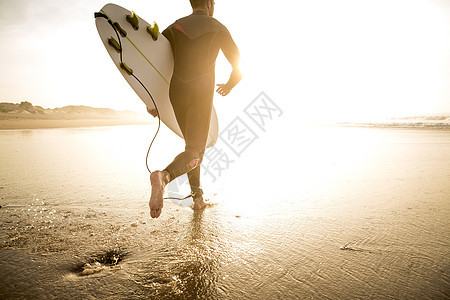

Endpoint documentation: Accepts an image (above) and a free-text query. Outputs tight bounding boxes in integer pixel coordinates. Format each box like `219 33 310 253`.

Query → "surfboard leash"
95 12 193 201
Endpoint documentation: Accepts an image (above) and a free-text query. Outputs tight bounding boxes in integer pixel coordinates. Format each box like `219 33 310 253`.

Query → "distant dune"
0 101 153 129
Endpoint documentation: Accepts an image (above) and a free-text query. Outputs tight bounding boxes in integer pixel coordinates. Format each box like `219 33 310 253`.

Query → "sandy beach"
0 124 449 299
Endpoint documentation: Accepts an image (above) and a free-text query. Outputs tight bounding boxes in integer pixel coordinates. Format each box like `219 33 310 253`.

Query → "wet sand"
0 118 152 129
0 125 449 299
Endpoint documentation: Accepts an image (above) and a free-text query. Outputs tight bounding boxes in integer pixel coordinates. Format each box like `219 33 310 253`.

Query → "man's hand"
216 83 232 96
147 106 158 118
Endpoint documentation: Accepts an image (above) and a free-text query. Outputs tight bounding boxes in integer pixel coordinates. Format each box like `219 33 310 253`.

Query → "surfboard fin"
108 37 121 53
126 11 139 30
147 22 159 41
113 22 127 37
120 62 133 75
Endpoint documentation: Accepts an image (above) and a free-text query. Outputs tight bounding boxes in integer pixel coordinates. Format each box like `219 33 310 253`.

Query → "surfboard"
94 3 218 148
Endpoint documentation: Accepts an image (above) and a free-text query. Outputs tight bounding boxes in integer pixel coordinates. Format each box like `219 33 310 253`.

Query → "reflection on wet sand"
172 210 219 299
131 210 220 299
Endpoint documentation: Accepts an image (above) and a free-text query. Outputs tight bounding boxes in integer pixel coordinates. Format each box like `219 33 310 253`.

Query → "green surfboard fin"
108 37 121 53
126 11 139 30
113 22 127 37
147 22 159 41
120 62 133 75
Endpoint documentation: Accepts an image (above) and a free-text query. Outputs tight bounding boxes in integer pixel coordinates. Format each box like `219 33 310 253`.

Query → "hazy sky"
0 0 449 121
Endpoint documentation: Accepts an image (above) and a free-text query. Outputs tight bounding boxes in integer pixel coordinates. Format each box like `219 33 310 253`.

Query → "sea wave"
338 115 450 130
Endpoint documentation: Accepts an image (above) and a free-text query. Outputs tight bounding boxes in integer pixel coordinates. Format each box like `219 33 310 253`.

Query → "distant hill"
0 101 153 129
0 101 147 120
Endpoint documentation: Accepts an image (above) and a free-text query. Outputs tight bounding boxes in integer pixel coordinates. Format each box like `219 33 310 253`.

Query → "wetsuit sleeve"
162 24 174 43
162 24 177 58
219 30 240 68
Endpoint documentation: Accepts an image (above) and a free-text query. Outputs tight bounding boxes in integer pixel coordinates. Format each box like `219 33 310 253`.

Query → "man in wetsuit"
148 0 242 218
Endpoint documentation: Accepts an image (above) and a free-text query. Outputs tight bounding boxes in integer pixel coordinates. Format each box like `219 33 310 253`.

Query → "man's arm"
216 31 242 96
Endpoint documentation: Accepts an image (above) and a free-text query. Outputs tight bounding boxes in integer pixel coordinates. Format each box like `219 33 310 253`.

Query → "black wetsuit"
162 11 239 197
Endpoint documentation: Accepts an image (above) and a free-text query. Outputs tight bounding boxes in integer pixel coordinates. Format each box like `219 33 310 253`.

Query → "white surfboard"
95 3 218 148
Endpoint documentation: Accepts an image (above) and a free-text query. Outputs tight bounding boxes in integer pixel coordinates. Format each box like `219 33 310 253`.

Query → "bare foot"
149 171 169 218
192 196 214 210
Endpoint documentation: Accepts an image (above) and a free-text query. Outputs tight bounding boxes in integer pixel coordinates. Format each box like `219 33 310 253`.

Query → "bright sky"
0 0 449 122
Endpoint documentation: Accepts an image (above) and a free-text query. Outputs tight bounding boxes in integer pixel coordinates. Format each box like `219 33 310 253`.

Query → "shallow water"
1 125 449 299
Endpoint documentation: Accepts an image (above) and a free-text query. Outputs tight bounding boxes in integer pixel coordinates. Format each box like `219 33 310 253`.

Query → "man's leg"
149 170 170 218
187 165 202 197
187 164 210 209
149 149 202 218
149 76 212 217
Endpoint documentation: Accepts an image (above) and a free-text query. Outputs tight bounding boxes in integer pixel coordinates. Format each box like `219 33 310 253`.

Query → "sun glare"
0 0 448 118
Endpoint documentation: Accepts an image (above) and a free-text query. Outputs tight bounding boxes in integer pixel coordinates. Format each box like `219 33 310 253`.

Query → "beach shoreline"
0 118 153 130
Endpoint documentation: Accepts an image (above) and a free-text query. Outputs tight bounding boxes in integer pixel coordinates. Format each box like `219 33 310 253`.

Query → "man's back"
162 11 239 81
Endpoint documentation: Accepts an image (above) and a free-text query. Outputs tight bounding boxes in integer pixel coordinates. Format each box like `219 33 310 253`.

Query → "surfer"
148 0 242 218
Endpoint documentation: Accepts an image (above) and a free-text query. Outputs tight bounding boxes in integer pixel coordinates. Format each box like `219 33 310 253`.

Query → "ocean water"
0 124 449 299
339 115 450 130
